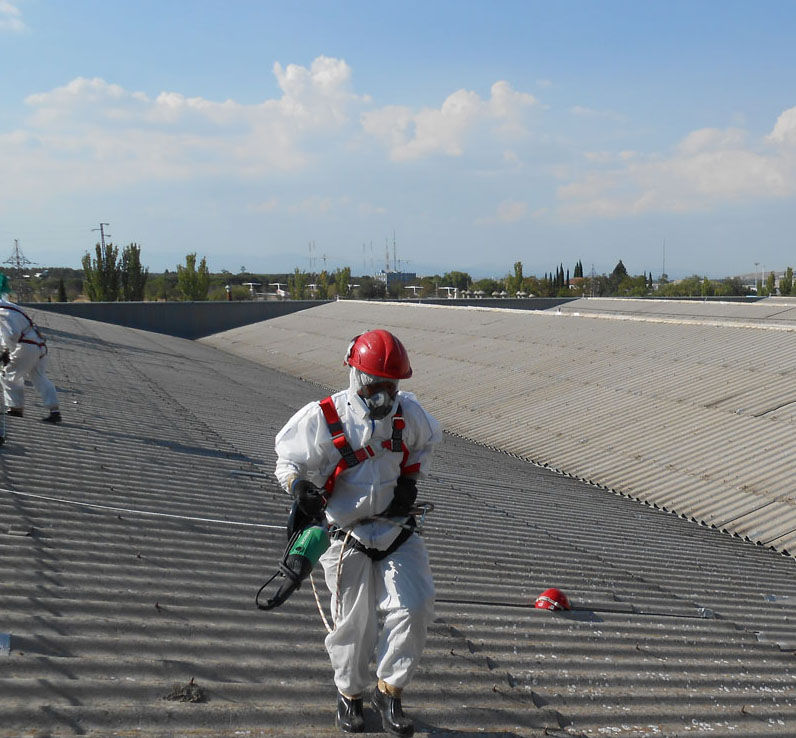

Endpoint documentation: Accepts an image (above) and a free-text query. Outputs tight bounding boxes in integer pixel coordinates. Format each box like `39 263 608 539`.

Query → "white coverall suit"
275 384 442 697
0 297 59 412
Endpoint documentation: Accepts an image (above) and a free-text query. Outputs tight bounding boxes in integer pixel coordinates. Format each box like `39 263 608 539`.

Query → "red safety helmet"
534 588 571 611
345 330 413 380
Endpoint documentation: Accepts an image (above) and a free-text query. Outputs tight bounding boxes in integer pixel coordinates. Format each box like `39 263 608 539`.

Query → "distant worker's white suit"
275 384 441 697
0 296 59 413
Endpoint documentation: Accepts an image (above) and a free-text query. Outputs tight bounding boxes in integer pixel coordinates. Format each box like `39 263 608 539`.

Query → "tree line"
9 243 791 303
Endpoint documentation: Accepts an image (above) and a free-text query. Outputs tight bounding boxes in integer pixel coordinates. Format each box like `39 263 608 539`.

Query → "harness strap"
19 336 46 349
330 517 416 561
0 305 47 349
319 396 412 495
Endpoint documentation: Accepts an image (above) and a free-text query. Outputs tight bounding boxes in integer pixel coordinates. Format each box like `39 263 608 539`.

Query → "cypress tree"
81 242 121 301
121 243 149 301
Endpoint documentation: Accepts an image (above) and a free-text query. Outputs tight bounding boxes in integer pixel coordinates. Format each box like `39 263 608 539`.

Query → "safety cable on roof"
0 487 283 530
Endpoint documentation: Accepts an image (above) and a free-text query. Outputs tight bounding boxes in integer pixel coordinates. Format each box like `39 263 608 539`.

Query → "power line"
3 240 37 301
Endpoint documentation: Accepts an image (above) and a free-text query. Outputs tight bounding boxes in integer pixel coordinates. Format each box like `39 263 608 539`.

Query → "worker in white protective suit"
0 273 61 424
275 329 441 736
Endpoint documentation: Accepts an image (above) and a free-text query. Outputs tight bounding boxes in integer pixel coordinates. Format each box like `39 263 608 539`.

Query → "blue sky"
1 1 796 279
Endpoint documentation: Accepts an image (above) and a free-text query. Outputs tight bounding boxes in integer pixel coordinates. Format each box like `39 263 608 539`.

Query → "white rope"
0 487 283 530
310 571 334 634
311 528 352 635
311 505 434 634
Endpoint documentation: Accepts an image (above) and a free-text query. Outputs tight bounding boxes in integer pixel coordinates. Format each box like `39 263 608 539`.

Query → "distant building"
374 270 416 287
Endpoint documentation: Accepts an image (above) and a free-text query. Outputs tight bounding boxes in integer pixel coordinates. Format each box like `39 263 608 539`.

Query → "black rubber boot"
41 411 61 424
336 692 365 733
371 687 414 737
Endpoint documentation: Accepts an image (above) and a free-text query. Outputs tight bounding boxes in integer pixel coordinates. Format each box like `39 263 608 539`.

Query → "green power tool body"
256 500 330 611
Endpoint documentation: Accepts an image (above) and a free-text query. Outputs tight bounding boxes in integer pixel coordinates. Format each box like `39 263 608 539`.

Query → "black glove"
0 349 9 366
385 476 418 517
290 479 325 518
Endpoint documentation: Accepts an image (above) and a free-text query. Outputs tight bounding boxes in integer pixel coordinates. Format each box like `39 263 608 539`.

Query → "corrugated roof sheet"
555 296 796 328
4 307 796 737
202 299 796 555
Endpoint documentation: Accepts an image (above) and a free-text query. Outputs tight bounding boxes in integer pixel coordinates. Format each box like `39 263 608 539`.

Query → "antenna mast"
308 240 316 272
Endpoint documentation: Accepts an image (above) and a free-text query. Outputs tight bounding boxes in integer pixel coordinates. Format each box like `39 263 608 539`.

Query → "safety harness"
318 395 421 560
318 396 420 494
0 304 47 351
257 396 434 624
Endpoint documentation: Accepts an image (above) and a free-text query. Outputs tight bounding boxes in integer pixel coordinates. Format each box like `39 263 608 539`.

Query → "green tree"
607 259 628 293
209 284 250 301
356 277 386 300
766 271 777 296
523 275 540 296
472 278 502 296
316 270 330 299
57 278 67 302
334 266 352 297
120 243 149 301
442 270 471 291
289 267 309 299
713 277 749 297
82 242 121 301
780 267 793 296
506 261 524 295
145 270 180 301
176 253 210 301
418 276 438 297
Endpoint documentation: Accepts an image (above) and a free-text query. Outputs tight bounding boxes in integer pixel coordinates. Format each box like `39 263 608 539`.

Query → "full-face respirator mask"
350 367 399 420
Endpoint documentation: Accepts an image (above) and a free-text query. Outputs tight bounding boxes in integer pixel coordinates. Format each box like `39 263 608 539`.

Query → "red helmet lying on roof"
534 588 571 611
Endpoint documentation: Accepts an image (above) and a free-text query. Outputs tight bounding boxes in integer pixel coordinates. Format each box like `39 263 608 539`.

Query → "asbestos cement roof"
554 296 796 327
202 299 796 556
3 307 796 738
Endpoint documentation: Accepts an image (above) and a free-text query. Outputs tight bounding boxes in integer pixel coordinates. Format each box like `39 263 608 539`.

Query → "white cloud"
5 58 368 198
557 118 796 219
5 60 541 209
250 199 279 213
676 127 747 155
362 81 538 161
488 81 538 133
248 195 385 217
497 199 528 222
12 52 793 232
583 150 638 164
0 1 25 32
475 199 528 225
768 106 796 146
